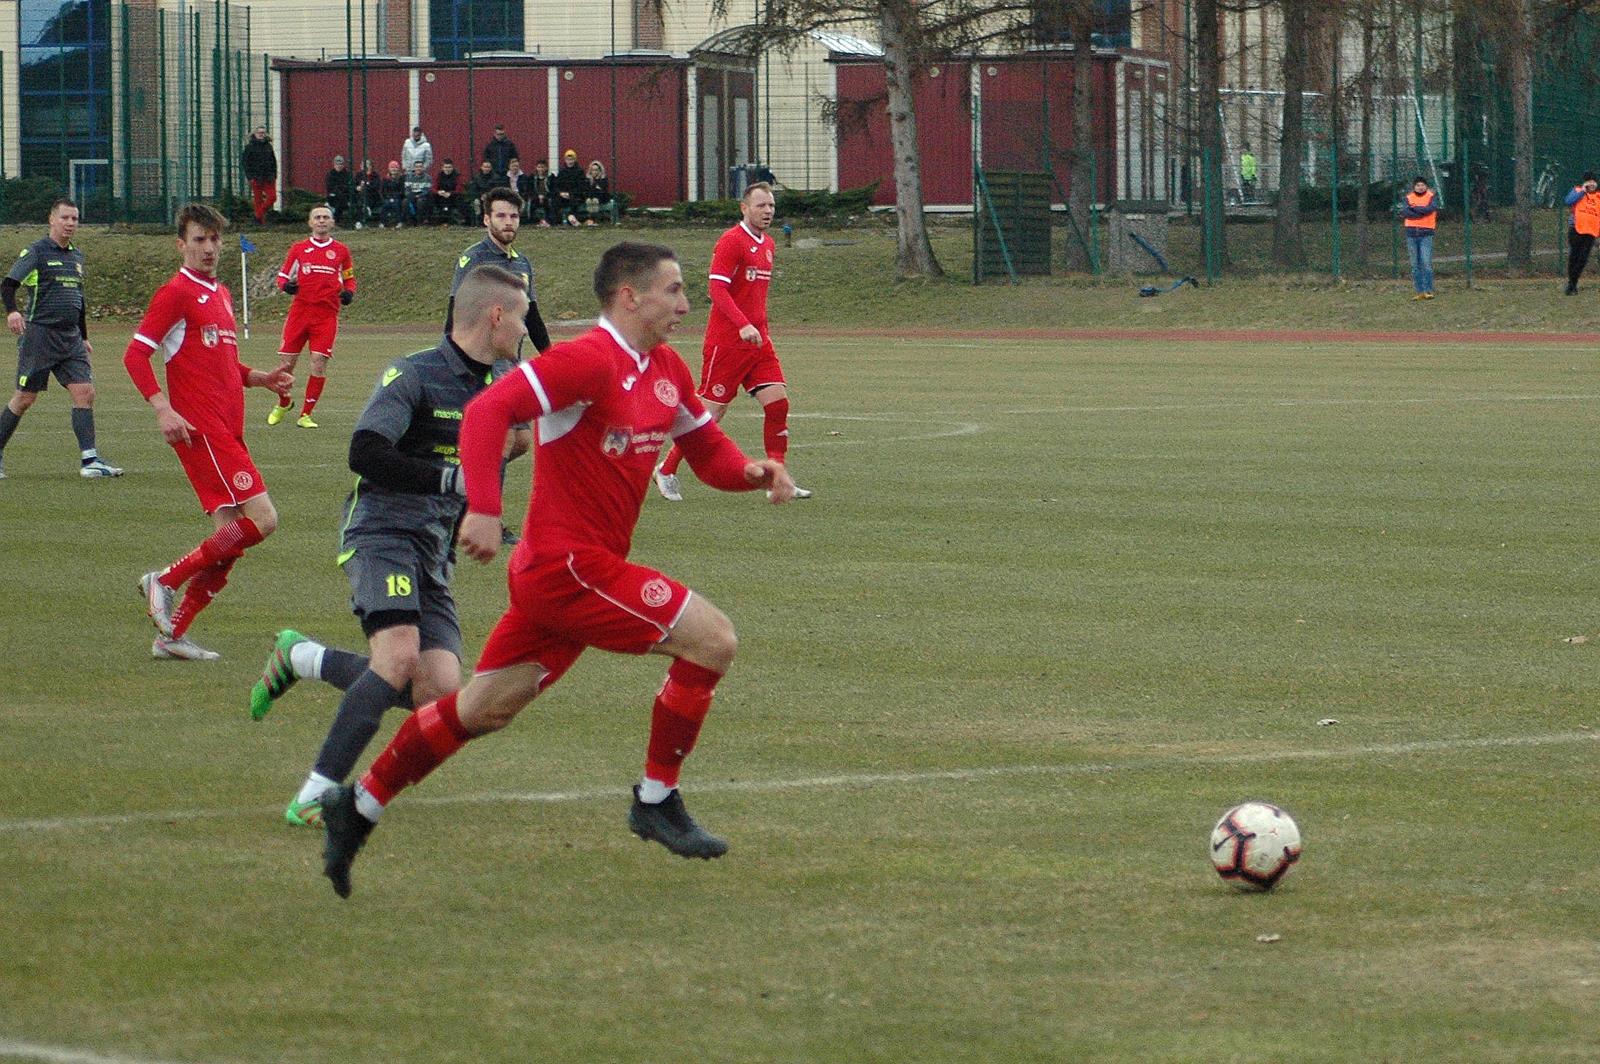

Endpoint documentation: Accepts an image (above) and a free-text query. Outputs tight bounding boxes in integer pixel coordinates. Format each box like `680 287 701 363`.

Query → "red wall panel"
835 62 973 206
282 68 409 196
555 65 685 207
418 67 548 174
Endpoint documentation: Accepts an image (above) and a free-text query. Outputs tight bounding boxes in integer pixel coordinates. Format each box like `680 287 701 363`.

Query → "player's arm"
241 362 294 398
708 236 758 343
4 248 37 335
340 249 356 306
669 376 793 501
526 299 551 352
123 290 197 444
277 247 299 294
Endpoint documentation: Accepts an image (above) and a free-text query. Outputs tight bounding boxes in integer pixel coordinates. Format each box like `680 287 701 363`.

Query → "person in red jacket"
653 182 811 502
269 205 356 428
316 241 797 898
123 203 292 660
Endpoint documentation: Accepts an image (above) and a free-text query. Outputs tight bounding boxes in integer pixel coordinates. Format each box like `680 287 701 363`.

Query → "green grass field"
2 322 1598 1063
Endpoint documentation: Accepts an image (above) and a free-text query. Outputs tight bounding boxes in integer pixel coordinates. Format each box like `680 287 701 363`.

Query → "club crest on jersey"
640 579 672 608
201 324 219 348
326 250 336 260
654 379 679 407
711 383 727 398
601 426 631 457
745 267 759 281
232 471 254 491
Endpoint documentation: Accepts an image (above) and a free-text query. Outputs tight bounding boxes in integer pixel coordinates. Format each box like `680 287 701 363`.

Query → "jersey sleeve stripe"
132 333 160 348
518 359 553 415
669 407 713 439
708 273 733 283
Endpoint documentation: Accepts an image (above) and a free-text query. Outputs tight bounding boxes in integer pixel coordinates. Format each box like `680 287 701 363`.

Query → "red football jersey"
277 237 355 313
705 221 774 346
500 321 714 559
131 268 248 437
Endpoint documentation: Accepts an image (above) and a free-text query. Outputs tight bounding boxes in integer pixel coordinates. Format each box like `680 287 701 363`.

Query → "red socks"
762 397 790 463
645 659 723 788
360 692 472 806
301 374 326 417
659 443 684 476
169 558 236 639
160 517 264 589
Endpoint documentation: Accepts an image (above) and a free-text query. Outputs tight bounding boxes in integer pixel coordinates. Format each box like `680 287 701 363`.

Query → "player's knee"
70 384 95 406
310 355 330 374
251 506 280 537
11 390 37 413
699 619 738 673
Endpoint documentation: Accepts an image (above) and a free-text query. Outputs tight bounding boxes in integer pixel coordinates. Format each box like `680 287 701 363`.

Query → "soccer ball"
1209 802 1302 891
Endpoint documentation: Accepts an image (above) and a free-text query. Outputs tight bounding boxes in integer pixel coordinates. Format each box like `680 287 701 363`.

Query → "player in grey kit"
248 265 530 826
0 198 121 479
446 185 551 544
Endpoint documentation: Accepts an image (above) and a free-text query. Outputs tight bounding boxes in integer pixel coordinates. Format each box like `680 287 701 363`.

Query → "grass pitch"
1 326 1598 1063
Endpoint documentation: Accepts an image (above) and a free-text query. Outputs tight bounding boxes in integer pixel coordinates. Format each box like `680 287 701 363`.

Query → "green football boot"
285 794 326 828
250 629 309 721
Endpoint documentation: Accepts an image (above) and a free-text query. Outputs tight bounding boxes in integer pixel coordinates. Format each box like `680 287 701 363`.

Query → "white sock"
81 448 97 460
289 640 326 680
637 777 674 804
354 781 385 823
296 771 338 806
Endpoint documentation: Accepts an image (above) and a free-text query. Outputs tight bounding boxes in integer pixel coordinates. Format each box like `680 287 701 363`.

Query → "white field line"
3 730 1595 837
780 411 985 448
0 1039 209 1064
1005 393 1600 416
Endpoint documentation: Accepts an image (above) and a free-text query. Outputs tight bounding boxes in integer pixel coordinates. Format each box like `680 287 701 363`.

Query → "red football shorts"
279 305 339 358
698 335 785 405
173 432 267 514
474 546 692 688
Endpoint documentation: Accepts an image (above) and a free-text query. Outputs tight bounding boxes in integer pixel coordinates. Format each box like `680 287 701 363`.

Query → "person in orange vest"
1400 176 1438 301
1563 172 1600 294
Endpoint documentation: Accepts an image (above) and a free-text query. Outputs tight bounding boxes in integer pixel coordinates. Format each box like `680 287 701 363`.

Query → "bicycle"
1533 160 1561 209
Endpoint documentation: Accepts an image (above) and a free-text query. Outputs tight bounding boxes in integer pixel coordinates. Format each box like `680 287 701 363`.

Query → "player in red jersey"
123 204 293 661
654 181 811 502
317 242 796 897
268 205 356 428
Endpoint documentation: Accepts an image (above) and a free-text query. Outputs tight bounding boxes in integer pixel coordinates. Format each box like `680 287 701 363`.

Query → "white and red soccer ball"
1209 802 1302 891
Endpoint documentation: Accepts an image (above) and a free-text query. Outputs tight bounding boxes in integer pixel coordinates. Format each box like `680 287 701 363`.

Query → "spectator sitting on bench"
582 160 612 226
403 161 432 226
433 159 468 226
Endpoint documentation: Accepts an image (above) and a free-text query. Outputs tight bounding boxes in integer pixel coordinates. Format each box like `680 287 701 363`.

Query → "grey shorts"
16 326 91 392
341 535 462 658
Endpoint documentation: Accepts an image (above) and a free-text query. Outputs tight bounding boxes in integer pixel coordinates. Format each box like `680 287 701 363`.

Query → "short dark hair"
454 264 530 330
1584 171 1597 183
176 202 227 238
442 158 454 166
1412 175 1428 186
593 242 678 307
483 186 524 214
50 197 78 217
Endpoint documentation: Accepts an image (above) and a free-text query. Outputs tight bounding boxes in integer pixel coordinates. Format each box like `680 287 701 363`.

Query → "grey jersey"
337 338 492 562
451 236 535 302
7 238 85 330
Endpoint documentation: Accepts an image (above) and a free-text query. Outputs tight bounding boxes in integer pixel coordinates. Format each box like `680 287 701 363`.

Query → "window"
430 0 524 60
19 0 112 186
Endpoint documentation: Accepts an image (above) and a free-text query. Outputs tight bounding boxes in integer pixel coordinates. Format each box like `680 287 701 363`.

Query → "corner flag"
239 236 256 338
240 235 258 254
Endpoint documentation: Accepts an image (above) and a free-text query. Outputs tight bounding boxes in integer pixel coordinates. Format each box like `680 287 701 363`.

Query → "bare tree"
1354 5 1378 267
1272 0 1311 267
1196 0 1229 267
749 0 1036 279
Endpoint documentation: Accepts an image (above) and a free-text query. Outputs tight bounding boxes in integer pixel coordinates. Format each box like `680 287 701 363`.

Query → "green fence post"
121 3 133 223
159 10 169 217
1461 135 1472 287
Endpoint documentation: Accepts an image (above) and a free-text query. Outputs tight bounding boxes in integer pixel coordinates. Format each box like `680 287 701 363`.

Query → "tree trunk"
1273 0 1309 268
1355 14 1375 268
879 1 943 278
1196 0 1228 268
1064 12 1096 271
1505 0 1533 271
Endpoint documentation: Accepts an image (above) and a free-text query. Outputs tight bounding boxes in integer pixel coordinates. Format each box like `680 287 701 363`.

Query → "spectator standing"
1564 173 1600 294
469 161 499 218
379 162 405 228
1401 175 1438 301
433 160 467 226
527 160 556 227
1239 144 1258 202
325 156 356 226
582 160 612 225
483 125 518 182
401 127 434 175
551 149 586 226
403 162 433 226
241 126 278 224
